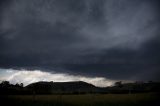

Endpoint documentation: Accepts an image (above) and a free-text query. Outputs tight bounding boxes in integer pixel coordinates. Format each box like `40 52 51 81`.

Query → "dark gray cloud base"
0 0 160 81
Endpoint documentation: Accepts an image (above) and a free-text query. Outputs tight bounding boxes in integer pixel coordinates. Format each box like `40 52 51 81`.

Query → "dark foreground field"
1 93 159 106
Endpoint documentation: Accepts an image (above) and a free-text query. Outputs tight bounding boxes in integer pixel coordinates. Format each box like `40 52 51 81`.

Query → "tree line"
0 81 160 95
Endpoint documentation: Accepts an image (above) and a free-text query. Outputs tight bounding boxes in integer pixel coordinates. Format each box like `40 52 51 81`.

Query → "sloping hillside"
26 81 98 94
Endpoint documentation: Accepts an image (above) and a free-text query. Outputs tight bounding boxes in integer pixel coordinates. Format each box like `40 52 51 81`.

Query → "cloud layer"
0 0 160 82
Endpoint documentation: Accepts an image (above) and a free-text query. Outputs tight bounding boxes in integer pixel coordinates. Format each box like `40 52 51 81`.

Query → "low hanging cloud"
0 68 117 87
0 0 160 82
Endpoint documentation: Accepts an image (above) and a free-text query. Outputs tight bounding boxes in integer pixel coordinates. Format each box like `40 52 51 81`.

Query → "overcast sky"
0 0 160 86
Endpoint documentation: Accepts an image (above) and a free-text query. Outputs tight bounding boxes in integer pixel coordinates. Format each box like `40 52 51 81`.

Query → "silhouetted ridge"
26 81 97 94
1 81 160 95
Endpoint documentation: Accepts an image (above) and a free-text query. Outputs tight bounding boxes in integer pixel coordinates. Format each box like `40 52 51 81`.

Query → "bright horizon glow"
0 68 117 87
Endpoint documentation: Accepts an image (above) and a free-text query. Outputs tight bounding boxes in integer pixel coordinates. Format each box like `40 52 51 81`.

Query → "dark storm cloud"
0 0 160 81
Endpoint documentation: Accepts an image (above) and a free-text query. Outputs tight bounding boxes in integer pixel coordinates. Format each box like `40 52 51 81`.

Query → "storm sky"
0 0 160 86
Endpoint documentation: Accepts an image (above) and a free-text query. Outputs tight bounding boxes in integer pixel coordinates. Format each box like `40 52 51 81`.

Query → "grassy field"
1 93 159 106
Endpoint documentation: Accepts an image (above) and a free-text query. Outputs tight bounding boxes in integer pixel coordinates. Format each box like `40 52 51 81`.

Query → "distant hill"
26 81 99 94
0 81 160 95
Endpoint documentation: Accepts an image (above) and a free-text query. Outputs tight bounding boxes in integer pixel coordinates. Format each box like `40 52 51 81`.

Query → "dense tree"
115 81 122 87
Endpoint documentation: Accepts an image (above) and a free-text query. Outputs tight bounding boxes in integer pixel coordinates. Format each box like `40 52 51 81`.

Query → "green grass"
3 93 159 106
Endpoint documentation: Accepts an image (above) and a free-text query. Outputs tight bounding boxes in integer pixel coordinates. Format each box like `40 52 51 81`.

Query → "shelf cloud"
0 0 160 85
